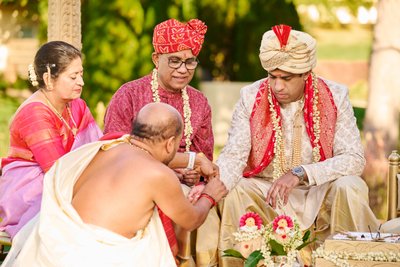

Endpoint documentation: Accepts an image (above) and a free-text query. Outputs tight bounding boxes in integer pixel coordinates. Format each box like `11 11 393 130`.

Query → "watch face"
292 166 304 177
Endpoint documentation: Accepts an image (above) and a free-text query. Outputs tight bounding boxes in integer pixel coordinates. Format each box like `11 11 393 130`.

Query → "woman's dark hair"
32 41 81 88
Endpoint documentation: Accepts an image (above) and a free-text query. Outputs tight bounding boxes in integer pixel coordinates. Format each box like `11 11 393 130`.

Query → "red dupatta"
243 74 337 177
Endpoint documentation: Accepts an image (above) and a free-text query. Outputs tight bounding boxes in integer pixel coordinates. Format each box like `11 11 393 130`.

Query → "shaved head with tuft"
131 103 183 143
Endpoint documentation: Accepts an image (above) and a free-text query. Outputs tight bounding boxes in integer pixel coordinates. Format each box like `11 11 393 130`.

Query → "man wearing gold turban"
209 25 379 266
104 18 213 266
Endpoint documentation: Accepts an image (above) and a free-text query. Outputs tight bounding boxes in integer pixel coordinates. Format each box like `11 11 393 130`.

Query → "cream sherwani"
2 139 176 267
196 77 379 267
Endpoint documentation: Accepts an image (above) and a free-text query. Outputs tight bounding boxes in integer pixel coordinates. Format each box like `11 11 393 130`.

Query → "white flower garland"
233 226 264 242
151 68 193 151
233 219 301 266
268 72 321 180
312 246 400 267
261 220 302 266
310 73 321 162
260 249 298 267
28 64 39 87
267 85 285 180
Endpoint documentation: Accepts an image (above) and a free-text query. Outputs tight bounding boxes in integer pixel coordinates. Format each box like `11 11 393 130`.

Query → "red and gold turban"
152 18 207 56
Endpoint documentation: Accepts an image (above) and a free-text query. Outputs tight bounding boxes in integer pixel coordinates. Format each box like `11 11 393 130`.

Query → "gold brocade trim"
151 68 193 152
311 73 321 162
100 134 131 151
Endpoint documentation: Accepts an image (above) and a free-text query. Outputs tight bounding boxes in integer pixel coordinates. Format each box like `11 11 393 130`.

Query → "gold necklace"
269 73 323 180
42 91 78 137
151 68 193 152
279 101 303 173
268 84 305 180
133 144 152 155
128 137 152 156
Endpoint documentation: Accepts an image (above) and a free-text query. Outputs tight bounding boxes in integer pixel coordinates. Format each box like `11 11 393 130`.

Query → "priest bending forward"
3 103 227 267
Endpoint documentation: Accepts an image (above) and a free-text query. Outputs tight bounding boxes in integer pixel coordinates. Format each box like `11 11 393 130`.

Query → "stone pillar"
47 0 81 50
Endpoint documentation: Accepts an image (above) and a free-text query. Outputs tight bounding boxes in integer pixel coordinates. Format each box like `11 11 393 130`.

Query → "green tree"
0 0 47 42
196 0 301 81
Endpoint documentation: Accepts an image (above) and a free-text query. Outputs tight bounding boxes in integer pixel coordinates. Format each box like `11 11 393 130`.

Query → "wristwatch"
291 166 306 183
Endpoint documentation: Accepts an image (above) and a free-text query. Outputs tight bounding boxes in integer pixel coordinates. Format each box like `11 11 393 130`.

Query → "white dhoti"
2 139 176 267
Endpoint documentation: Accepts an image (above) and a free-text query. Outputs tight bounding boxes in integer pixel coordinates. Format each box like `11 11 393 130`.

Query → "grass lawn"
311 24 373 61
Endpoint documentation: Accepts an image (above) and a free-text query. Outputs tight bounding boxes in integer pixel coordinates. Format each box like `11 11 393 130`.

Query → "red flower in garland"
239 212 263 230
272 215 294 233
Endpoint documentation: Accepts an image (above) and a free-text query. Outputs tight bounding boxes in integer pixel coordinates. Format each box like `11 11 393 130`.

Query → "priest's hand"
265 172 300 209
187 183 206 203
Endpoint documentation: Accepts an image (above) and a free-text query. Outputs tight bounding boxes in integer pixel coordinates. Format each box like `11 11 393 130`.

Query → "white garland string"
151 68 193 151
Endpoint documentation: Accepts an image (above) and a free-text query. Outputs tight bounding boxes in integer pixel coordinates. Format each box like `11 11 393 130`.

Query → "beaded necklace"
151 68 193 152
268 73 320 180
279 100 304 175
128 137 152 156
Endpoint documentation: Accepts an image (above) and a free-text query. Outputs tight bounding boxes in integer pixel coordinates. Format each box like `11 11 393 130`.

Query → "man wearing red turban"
153 19 207 57
104 18 212 266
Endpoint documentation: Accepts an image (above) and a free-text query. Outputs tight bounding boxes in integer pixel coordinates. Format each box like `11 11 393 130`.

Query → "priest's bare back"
72 102 227 238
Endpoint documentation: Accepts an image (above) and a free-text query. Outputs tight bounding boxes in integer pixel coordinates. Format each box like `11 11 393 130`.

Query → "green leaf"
269 239 286 256
245 250 264 267
302 230 311 242
222 249 245 259
296 237 317 251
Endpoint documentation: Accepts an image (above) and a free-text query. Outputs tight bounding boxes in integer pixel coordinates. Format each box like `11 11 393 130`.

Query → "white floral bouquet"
223 212 316 267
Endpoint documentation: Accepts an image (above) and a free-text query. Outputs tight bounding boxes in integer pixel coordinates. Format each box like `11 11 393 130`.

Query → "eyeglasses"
167 57 199 70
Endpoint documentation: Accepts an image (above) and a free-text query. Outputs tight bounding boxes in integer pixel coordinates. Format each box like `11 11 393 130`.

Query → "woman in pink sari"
0 41 102 239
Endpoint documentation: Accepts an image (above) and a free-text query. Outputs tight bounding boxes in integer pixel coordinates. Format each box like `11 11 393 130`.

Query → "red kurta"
104 74 214 160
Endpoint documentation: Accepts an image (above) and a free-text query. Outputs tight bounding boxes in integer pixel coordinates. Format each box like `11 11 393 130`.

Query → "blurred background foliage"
0 0 374 110
80 0 301 109
0 0 47 40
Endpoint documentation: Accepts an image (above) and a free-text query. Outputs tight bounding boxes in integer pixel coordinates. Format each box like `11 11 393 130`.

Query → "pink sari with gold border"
0 98 102 238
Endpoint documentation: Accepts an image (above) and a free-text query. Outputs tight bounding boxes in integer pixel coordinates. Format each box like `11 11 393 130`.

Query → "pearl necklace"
268 73 320 180
41 90 78 137
151 68 193 152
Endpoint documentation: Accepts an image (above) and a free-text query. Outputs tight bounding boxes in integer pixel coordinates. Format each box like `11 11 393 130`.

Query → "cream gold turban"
259 24 317 74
